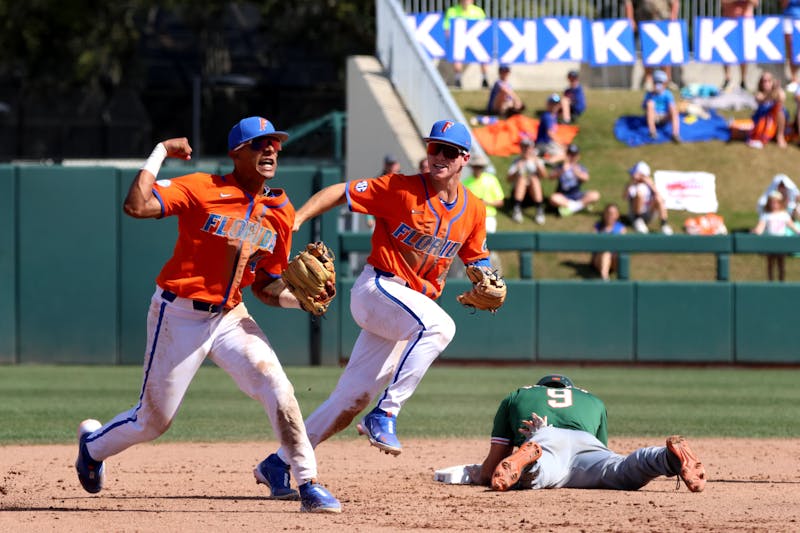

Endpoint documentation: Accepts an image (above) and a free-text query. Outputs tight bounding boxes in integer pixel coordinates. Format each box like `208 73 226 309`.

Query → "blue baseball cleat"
357 407 402 455
75 419 105 494
299 480 341 513
253 453 300 500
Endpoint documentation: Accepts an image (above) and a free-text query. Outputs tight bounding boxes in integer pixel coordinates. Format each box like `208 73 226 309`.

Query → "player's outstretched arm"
293 182 347 231
124 138 192 219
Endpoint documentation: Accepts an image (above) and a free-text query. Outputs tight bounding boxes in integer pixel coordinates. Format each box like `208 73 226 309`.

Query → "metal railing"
400 1 778 19
338 231 800 281
375 0 491 166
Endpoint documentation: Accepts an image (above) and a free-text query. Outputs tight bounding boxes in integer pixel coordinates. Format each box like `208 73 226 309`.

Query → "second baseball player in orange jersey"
256 119 502 498
347 171 488 298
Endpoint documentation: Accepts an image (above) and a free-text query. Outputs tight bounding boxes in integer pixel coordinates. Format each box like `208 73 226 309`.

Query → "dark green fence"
2 164 799 365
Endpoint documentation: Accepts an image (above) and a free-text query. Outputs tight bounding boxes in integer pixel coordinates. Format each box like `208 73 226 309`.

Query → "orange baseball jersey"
346 173 489 299
152 172 294 309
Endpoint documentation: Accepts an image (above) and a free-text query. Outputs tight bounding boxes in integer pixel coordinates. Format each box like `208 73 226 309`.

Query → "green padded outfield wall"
636 283 733 362
17 166 119 363
735 283 800 363
4 164 800 365
538 282 635 361
0 166 16 363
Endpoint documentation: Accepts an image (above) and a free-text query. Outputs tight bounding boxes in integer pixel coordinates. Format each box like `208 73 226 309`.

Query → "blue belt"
161 290 222 313
374 268 396 278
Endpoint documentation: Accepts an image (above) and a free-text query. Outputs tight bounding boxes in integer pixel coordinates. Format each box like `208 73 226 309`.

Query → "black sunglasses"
427 142 465 159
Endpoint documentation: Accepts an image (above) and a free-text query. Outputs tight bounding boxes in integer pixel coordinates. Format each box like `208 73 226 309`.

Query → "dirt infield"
1 437 798 532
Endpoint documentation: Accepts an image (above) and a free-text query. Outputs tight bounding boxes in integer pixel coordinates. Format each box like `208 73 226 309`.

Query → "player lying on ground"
439 374 706 492
252 119 507 499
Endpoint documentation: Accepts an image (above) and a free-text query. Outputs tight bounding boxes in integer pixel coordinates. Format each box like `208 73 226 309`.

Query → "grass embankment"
453 88 800 281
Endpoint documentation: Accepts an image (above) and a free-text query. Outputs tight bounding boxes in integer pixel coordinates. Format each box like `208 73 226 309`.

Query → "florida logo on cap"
259 118 268 130
440 121 454 133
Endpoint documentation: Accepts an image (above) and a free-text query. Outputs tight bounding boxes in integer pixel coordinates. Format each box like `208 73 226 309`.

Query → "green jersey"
490 385 608 448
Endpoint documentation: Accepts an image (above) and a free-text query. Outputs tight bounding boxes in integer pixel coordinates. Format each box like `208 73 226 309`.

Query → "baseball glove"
456 265 506 313
282 241 336 316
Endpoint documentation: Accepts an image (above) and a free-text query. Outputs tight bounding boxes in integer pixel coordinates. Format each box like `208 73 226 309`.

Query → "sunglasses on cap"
426 142 466 159
237 136 282 152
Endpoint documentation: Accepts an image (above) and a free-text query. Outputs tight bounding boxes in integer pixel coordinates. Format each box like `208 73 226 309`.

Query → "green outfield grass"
2 364 798 445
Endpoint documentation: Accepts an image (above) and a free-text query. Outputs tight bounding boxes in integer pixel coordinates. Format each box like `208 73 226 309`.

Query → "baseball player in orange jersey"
253 119 500 497
74 117 341 513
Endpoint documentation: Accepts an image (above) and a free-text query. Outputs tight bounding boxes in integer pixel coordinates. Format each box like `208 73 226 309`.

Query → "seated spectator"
747 71 788 148
548 144 600 217
508 137 547 225
418 157 430 174
592 203 627 281
487 64 526 118
380 153 401 176
561 70 586 124
643 70 681 143
624 161 673 235
463 155 504 234
535 94 566 164
757 174 799 218
751 190 800 281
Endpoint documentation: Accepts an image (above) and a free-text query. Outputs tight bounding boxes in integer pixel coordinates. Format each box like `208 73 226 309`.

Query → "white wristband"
141 143 168 177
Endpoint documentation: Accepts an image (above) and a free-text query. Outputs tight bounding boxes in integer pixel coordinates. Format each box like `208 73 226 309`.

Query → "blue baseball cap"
653 70 668 84
423 120 471 152
228 116 289 151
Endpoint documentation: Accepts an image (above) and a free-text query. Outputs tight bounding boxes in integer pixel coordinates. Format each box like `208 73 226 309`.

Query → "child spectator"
624 161 673 235
751 190 800 281
643 69 681 142
535 94 566 164
592 203 627 281
548 144 600 217
508 137 547 225
463 155 504 234
757 174 799 217
561 70 586 123
487 64 525 118
748 71 788 149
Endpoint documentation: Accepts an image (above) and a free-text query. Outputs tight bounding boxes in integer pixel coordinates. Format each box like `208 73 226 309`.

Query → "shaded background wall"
0 1 375 161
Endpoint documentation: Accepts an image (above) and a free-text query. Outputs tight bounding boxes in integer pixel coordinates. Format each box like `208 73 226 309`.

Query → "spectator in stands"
643 69 681 143
419 157 430 174
783 0 800 87
721 1 758 92
487 64 525 117
381 153 401 175
443 0 489 89
592 203 627 281
747 71 788 149
625 0 680 89
535 94 566 164
561 70 586 124
548 144 600 217
757 174 799 218
624 161 674 235
508 137 547 225
751 190 800 281
463 155 504 234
